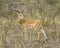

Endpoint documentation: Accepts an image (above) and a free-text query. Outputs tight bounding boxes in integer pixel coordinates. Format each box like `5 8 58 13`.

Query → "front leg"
24 28 28 40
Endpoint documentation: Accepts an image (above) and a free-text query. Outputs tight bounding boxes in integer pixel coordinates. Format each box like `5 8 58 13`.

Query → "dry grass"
0 15 60 48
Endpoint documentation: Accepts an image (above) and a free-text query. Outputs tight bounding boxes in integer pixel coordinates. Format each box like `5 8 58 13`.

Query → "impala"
14 10 47 41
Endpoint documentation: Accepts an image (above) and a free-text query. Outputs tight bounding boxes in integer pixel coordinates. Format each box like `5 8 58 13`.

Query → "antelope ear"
17 11 20 14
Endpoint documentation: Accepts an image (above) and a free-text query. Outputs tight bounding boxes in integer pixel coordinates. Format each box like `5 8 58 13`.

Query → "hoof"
46 39 47 41
44 39 48 43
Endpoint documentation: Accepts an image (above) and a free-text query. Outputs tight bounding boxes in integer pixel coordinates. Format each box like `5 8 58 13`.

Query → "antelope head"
17 12 24 20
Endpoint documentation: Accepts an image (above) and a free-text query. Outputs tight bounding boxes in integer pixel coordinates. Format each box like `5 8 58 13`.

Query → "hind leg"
39 24 47 41
35 25 40 40
37 32 40 40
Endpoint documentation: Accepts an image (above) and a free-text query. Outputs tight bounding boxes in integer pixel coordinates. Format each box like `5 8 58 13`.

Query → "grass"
0 14 60 48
